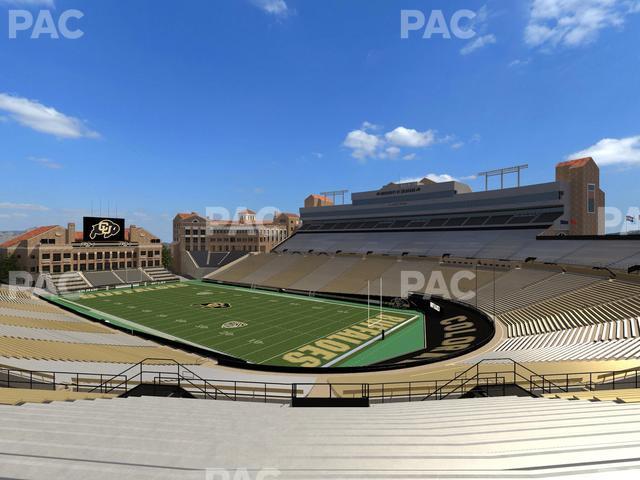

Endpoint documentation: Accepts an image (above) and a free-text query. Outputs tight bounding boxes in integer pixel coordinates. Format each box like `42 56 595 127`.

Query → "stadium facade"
171 210 300 277
298 157 605 236
0 219 177 290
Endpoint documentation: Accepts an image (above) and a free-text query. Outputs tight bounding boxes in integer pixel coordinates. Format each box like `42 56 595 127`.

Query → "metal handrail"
3 358 640 404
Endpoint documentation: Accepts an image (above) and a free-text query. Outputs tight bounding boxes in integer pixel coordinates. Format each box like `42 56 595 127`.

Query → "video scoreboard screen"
82 217 125 243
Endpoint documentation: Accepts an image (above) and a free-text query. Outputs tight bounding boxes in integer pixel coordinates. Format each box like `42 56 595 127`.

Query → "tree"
0 254 19 282
161 244 173 271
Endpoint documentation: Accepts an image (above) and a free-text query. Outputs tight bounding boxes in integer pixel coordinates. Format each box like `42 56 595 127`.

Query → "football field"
51 281 424 368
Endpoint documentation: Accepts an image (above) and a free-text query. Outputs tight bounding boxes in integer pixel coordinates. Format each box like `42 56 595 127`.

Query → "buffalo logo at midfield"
89 219 121 240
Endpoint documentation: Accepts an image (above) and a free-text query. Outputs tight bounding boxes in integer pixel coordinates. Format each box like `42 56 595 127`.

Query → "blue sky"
0 0 639 240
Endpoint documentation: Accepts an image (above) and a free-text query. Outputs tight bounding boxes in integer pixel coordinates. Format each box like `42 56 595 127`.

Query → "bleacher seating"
0 286 205 366
0 396 639 478
82 271 123 288
47 272 90 292
277 230 640 269
143 267 180 282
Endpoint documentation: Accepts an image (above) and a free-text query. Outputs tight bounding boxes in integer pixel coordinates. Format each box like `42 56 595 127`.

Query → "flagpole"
367 280 370 325
379 277 383 319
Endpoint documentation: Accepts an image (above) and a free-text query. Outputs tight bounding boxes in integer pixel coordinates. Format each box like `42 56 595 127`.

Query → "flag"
626 216 635 223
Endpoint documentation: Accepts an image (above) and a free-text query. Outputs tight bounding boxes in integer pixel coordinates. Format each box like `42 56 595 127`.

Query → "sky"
0 0 639 241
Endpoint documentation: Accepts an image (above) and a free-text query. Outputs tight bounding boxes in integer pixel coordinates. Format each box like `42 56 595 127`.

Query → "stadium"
2 156 640 478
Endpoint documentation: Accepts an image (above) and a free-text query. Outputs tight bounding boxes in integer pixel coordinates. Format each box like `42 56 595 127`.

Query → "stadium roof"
0 226 57 248
175 212 202 220
557 157 593 169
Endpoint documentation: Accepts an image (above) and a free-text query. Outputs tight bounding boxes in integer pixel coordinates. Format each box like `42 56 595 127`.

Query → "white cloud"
0 202 49 211
451 142 465 150
251 0 289 16
385 127 436 148
361 121 380 132
0 93 99 139
343 129 382 160
569 135 640 166
29 156 62 169
343 123 451 161
525 0 640 49
460 34 497 55
509 58 532 68
398 173 458 184
383 146 401 159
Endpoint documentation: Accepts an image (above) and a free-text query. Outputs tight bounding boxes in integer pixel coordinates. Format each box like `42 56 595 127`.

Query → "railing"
2 358 640 404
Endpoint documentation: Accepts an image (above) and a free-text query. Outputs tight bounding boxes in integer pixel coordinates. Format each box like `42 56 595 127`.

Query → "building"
299 157 605 237
0 222 163 275
304 194 334 208
555 157 605 236
171 210 299 276
273 212 301 236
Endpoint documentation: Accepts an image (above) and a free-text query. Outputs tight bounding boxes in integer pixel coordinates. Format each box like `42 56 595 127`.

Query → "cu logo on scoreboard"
89 219 121 240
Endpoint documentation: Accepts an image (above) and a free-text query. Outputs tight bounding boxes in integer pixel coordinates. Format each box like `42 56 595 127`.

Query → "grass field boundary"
323 314 419 368
46 294 228 357
49 281 425 369
200 280 414 315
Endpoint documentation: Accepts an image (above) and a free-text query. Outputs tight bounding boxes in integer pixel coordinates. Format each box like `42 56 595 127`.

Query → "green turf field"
50 281 424 368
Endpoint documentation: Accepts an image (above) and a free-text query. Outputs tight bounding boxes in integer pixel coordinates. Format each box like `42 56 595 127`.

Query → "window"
53 265 61 273
89 253 95 260
42 253 50 260
587 183 596 214
63 253 71 259
80 253 87 260
63 265 71 272
97 252 103 260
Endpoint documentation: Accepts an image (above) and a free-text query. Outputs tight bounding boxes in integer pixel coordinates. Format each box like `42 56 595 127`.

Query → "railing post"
613 372 616 390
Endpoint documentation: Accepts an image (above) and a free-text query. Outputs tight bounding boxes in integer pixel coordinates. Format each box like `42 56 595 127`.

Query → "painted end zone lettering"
281 313 418 367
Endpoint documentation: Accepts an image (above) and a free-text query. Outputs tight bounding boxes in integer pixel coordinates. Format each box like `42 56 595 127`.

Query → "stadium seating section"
44 267 179 292
1 395 640 478
277 230 640 269
0 286 204 366
207 251 640 363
